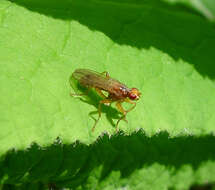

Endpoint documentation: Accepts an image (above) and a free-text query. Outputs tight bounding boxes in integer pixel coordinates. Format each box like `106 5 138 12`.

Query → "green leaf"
164 0 215 21
0 0 215 189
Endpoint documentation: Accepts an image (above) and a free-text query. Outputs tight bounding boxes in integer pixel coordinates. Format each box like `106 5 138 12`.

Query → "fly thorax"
119 86 129 97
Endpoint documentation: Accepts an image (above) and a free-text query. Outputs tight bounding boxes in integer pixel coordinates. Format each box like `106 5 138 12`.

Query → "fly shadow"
69 75 124 129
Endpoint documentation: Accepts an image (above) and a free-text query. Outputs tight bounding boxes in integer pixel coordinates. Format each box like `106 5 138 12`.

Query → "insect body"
71 69 141 131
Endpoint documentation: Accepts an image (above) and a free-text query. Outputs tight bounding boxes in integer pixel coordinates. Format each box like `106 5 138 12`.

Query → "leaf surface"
0 0 215 189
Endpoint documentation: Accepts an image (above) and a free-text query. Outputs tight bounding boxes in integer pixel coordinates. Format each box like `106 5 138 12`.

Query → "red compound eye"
129 93 137 100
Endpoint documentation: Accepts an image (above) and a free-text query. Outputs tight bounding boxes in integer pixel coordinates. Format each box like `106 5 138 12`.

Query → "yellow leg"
92 99 112 131
70 92 85 96
124 98 136 112
116 101 126 115
70 88 91 97
115 99 136 131
95 88 107 99
115 102 127 131
101 71 110 79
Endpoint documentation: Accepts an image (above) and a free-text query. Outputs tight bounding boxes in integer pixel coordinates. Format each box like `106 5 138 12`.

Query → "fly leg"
92 99 112 131
124 98 136 112
95 88 108 99
101 71 110 79
70 92 85 96
70 87 91 97
115 99 136 131
115 101 128 132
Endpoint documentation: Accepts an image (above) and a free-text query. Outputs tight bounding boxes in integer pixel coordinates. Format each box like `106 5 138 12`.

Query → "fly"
71 69 141 131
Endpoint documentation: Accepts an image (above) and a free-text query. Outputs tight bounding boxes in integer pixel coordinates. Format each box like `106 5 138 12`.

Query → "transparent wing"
72 69 105 81
72 69 126 92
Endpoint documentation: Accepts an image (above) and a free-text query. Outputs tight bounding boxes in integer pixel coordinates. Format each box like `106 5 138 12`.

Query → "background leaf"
0 0 215 189
164 0 215 21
